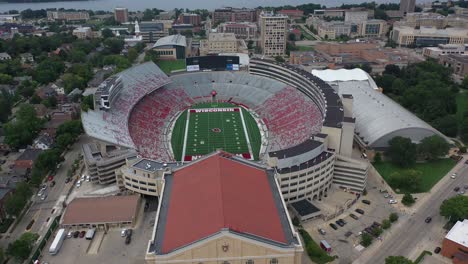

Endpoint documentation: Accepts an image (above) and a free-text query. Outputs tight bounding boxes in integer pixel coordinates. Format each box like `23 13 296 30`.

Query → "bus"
320 240 332 253
49 228 66 255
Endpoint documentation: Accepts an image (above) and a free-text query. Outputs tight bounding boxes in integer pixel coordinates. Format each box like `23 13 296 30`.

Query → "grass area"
298 27 316 40
414 250 433 264
156 59 186 74
374 159 456 193
171 102 261 161
456 92 468 123
298 229 335 264
296 45 315 51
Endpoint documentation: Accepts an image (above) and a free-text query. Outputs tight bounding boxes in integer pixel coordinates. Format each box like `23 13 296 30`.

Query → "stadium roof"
152 152 296 254
312 68 449 148
152 34 186 48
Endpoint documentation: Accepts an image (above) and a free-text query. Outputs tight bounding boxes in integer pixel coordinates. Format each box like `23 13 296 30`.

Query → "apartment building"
139 21 166 42
278 9 304 19
217 22 257 39
400 0 416 15
114 7 129 23
397 12 468 29
259 12 288 57
46 11 89 21
212 7 257 24
422 44 466 58
439 54 468 83
177 13 201 26
72 27 101 39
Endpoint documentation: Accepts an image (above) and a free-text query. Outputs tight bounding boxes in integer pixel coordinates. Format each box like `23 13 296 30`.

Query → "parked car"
344 231 353 238
65 177 71 184
121 229 127 237
339 219 347 225
434 247 441 254
451 173 457 179
125 235 131 245
389 199 397 204
50 181 56 188
362 200 371 205
372 222 381 228
40 193 47 201
126 229 132 236
336 220 345 227
355 209 365 215
425 217 432 223
464 185 468 190
47 175 54 182
73 231 80 238
79 231 86 238
458 191 465 195
454 187 461 192
318 228 326 235
329 223 338 230
349 214 359 220
76 180 81 188
86 175 90 182
67 231 73 238
384 194 389 198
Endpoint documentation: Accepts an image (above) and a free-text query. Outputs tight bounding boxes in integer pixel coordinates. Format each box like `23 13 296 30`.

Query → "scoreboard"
186 56 240 72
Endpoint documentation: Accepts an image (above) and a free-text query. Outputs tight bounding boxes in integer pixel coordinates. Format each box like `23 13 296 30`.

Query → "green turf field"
171 102 262 161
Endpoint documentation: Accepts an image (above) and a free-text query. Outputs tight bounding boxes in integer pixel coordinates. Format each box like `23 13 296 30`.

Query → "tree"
418 135 449 160
41 96 57 108
0 73 13 84
389 213 399 223
0 91 12 123
127 48 139 63
383 64 401 77
101 28 114 39
372 227 383 237
387 137 417 167
402 193 415 206
247 40 254 50
385 256 414 264
104 38 125 54
373 152 382 163
382 219 391 229
7 232 39 261
56 133 74 151
274 56 285 63
461 76 468 90
4 104 42 149
360 233 373 247
62 73 86 94
288 33 296 41
440 195 468 223
68 49 87 63
432 115 458 137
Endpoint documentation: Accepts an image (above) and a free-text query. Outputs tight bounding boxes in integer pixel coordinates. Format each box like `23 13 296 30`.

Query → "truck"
49 228 66 255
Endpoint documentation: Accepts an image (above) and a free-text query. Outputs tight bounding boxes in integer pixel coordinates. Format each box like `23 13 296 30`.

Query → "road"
296 23 322 41
355 157 467 264
0 135 92 248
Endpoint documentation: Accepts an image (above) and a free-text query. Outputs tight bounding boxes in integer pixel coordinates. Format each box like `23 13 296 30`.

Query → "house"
0 52 11 61
67 88 82 100
33 134 54 150
0 85 15 96
36 85 57 100
32 104 48 119
14 149 42 170
43 111 73 137
19 53 34 64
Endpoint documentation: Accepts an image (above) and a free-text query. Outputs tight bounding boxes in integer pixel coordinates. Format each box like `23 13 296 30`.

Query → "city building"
217 22 257 39
200 33 247 56
423 44 466 58
171 24 196 34
312 68 449 149
259 12 288 57
152 34 189 60
82 142 137 185
391 26 468 47
212 7 258 24
61 195 140 229
345 9 369 23
177 13 201 26
313 9 346 18
0 14 20 23
114 7 129 24
0 52 11 61
289 51 323 65
151 20 173 35
72 27 92 39
278 9 304 19
308 17 387 39
439 54 468 83
454 6 468 17
441 219 468 263
139 21 166 43
46 11 89 21
145 151 304 264
396 12 468 29
400 0 416 15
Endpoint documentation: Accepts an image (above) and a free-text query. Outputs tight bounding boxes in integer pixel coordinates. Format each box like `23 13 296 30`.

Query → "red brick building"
442 219 468 264
278 9 304 19
14 149 42 170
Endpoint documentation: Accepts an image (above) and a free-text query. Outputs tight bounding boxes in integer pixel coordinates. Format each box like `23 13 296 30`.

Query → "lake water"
0 0 400 13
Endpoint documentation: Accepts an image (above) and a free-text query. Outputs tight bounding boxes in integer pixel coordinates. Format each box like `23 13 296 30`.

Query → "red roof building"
278 9 304 19
147 151 302 261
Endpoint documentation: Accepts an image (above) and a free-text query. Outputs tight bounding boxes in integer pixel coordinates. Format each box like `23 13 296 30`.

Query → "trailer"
49 228 66 255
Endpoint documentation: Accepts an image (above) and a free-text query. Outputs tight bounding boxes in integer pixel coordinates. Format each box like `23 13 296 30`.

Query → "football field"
171 102 261 161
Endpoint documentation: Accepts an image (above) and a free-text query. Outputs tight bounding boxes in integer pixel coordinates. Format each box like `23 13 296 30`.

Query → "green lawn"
298 27 316 40
156 59 186 74
171 102 261 161
456 92 468 122
374 159 456 193
299 229 335 264
296 46 315 51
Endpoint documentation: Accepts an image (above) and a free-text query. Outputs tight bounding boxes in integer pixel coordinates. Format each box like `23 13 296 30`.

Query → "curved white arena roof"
312 69 369 82
312 68 449 148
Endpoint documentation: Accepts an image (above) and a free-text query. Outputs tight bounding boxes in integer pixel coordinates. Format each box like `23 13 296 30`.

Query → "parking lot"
302 169 401 263
38 199 156 264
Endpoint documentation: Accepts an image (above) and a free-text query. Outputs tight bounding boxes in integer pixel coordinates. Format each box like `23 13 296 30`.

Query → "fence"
29 215 61 264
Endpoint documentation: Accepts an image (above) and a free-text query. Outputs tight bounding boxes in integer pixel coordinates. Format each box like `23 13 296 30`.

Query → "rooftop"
153 34 187 48
153 152 296 254
208 32 237 42
291 199 320 217
445 219 468 248
269 139 323 159
16 149 42 161
62 195 139 225
394 25 468 36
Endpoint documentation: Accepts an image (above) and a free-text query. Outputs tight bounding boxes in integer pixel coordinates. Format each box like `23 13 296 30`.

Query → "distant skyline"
0 0 410 13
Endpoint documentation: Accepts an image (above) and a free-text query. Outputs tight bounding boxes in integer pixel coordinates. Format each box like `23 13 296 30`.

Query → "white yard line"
238 107 254 159
181 109 191 162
